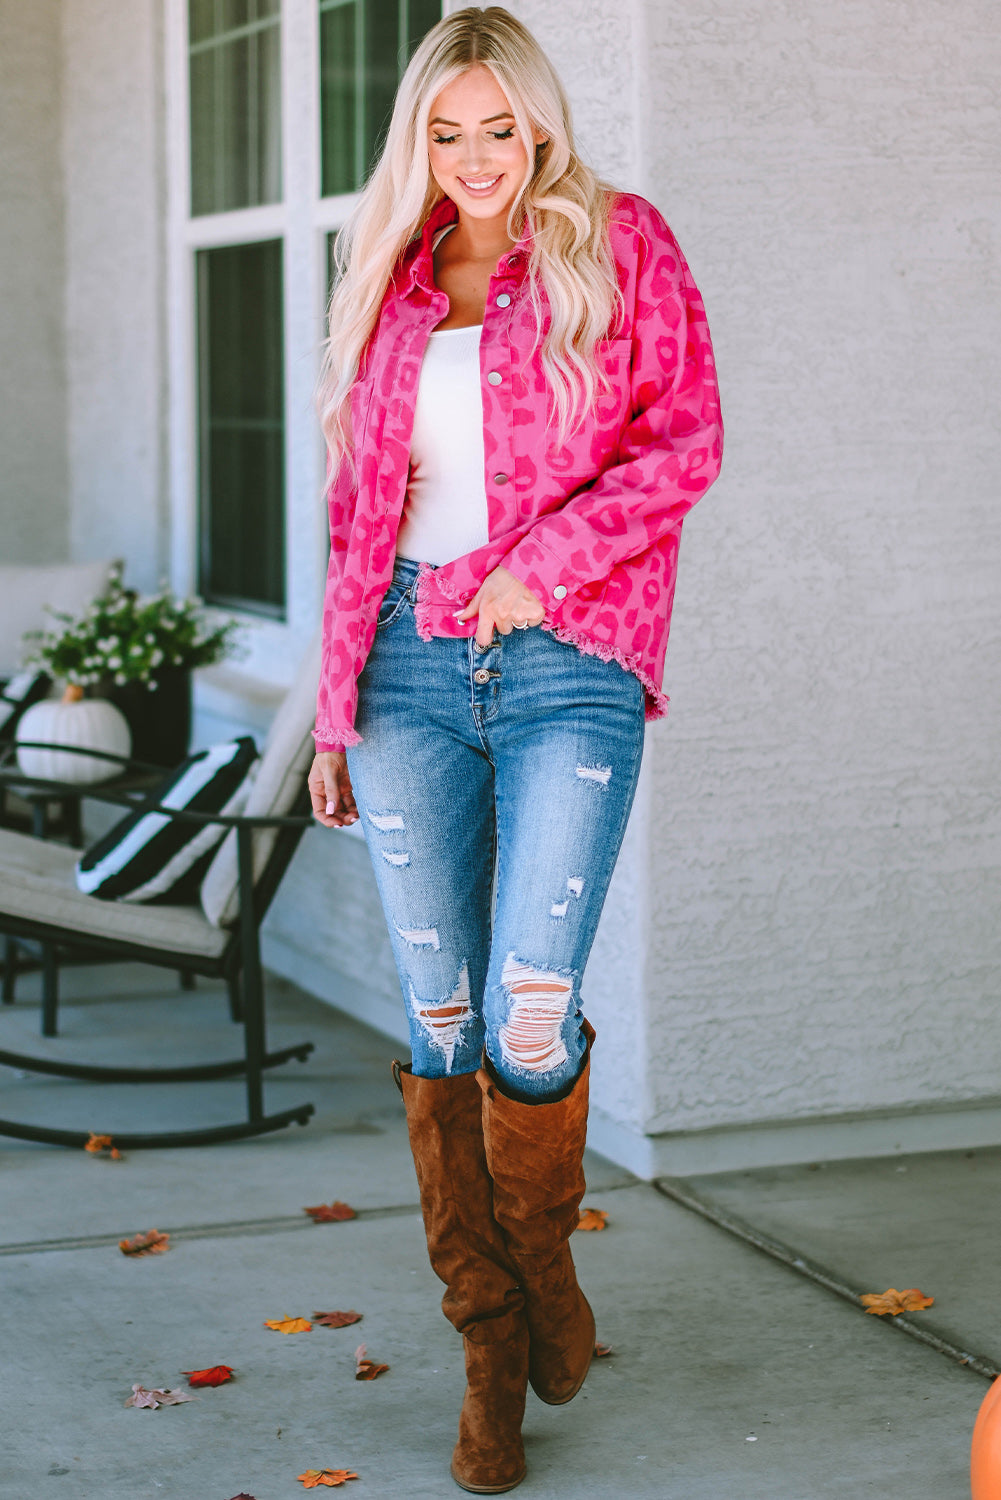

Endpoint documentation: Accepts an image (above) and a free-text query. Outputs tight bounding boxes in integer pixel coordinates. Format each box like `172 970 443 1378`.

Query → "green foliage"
23 565 242 689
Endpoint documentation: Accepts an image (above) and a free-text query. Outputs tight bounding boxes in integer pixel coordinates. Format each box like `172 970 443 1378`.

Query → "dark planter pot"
100 668 192 770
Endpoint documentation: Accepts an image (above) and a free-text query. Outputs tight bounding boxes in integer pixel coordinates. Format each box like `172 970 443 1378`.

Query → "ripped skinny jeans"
346 556 645 1103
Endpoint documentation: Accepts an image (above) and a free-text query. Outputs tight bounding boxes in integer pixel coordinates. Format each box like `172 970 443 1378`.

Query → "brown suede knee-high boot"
394 1062 529 1494
476 1022 597 1407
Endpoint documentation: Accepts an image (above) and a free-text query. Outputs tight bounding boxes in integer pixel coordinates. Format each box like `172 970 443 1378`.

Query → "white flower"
114 672 126 685
108 655 122 669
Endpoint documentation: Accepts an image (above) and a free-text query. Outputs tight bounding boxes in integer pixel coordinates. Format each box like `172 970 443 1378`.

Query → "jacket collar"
398 196 532 298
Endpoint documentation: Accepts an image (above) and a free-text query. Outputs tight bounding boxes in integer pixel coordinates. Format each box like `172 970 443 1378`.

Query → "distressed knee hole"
499 955 573 1074
395 923 440 951
381 850 410 867
409 962 471 1073
576 763 612 787
368 810 405 832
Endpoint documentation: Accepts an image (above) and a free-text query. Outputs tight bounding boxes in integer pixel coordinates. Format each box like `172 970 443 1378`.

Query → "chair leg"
227 971 243 1023
237 825 264 1123
2 937 17 1004
179 969 196 991
41 943 59 1037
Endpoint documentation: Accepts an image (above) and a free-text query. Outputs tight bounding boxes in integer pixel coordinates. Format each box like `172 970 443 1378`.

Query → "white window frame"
165 0 364 692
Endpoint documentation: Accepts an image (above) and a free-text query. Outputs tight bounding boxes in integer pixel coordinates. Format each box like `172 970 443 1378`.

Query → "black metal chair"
0 632 322 1149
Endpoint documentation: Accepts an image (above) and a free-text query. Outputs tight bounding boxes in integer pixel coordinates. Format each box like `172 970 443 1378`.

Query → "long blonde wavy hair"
318 5 623 470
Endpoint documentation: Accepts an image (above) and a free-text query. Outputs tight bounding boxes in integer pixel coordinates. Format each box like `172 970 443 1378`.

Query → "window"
189 0 282 216
168 0 441 679
319 0 442 196
196 241 285 614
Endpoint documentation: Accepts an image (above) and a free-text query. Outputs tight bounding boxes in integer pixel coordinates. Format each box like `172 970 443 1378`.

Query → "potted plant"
22 566 241 768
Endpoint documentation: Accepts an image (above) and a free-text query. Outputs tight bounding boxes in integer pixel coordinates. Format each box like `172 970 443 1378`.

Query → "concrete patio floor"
0 961 991 1499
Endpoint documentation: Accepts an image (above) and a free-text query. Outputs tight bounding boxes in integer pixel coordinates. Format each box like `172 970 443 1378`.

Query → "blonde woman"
308 6 722 1491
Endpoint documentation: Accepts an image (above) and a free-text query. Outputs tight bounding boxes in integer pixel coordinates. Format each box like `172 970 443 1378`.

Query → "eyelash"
431 128 515 145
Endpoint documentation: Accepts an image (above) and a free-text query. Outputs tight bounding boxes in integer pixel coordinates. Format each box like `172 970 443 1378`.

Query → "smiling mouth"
459 174 502 192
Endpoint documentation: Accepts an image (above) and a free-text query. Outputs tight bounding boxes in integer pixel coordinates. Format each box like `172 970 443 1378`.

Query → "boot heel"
450 1323 529 1494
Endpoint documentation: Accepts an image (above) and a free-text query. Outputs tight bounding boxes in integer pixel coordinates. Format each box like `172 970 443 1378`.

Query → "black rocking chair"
0 631 322 1149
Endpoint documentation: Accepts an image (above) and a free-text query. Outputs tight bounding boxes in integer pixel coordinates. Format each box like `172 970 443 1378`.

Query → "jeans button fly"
473 668 491 685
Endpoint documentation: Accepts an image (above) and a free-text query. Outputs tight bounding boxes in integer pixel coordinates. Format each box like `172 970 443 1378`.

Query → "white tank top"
395 322 489 567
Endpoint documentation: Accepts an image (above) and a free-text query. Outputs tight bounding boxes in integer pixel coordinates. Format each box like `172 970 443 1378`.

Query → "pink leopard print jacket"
313 190 722 752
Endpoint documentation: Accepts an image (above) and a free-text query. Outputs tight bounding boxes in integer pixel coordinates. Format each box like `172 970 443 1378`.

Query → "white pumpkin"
16 685 132 784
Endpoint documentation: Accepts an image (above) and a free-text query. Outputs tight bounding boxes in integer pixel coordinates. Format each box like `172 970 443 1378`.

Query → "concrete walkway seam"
655 1174 1000 1382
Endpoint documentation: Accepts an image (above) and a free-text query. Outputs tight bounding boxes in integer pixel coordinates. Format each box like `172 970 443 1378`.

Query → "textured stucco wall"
0 0 69 563
640 0 1001 1133
62 0 165 590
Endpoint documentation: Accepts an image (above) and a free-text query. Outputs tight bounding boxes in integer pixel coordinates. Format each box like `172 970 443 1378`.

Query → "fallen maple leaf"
264 1315 312 1334
576 1207 608 1232
354 1343 389 1381
593 1341 614 1358
85 1132 113 1153
861 1287 935 1316
183 1365 234 1387
119 1229 170 1257
313 1310 363 1329
124 1383 194 1409
297 1472 359 1489
304 1201 357 1223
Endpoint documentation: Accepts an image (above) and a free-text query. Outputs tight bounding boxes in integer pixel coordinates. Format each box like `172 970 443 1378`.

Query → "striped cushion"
75 737 258 904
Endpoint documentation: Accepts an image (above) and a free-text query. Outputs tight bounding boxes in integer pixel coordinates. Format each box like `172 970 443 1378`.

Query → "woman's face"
426 64 544 231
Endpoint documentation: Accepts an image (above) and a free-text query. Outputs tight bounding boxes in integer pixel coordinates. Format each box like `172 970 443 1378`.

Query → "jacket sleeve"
312 455 359 755
501 207 723 606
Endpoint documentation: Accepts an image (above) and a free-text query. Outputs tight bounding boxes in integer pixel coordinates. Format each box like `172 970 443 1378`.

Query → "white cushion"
200 628 321 928
0 559 121 677
0 826 228 961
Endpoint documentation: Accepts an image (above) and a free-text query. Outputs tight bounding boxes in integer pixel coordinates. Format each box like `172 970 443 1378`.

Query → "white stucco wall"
62 0 165 591
0 0 69 563
640 1 1001 1143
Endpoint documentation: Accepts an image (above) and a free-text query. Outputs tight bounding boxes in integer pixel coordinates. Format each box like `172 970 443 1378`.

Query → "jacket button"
493 472 509 484
496 293 511 308
487 371 503 385
553 584 568 600
474 668 491 684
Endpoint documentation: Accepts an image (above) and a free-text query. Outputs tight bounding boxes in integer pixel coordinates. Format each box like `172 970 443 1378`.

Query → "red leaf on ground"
124 1384 194 1409
354 1343 389 1381
593 1341 614 1358
85 1133 113 1154
297 1471 359 1489
576 1207 608 1232
304 1202 357 1223
264 1315 312 1334
183 1365 234 1387
119 1229 170 1257
860 1287 935 1316
312 1311 363 1329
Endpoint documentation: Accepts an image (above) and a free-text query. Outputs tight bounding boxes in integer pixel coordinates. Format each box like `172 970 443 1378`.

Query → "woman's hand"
308 751 358 828
455 565 546 649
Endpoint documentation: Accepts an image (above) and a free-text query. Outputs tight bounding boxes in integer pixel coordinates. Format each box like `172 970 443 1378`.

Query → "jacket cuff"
502 533 580 608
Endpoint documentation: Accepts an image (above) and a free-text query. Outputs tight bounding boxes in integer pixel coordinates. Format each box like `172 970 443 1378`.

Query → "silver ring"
513 620 530 630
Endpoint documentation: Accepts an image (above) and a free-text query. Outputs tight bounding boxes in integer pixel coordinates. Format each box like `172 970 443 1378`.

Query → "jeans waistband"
392 555 426 591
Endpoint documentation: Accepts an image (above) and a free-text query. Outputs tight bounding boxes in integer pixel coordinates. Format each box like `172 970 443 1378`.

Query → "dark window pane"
363 0 399 180
319 0 441 196
189 6 281 215
197 241 285 616
319 2 358 198
407 0 440 56
191 0 280 44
